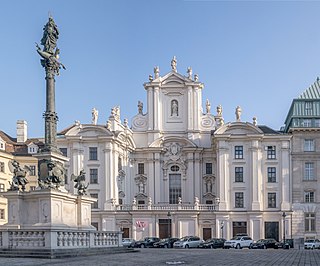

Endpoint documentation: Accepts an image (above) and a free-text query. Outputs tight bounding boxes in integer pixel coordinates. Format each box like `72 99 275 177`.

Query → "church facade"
56 58 292 241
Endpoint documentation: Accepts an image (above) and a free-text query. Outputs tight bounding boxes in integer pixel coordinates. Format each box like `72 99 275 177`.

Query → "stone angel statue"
8 160 31 191
71 170 89 196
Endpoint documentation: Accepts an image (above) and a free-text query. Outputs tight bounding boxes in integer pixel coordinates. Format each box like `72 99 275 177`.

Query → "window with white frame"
305 213 316 232
59 148 68 157
0 162 4 173
304 139 315 152
0 141 4 150
268 193 276 208
89 147 98 160
0 209 4 220
205 163 213 175
302 119 312 127
267 167 276 183
90 193 98 209
138 163 144 174
304 162 315 181
305 191 315 203
267 146 276 159
305 101 313 115
0 183 5 192
90 169 98 184
315 119 320 127
169 174 181 204
235 192 244 208
235 146 243 159
235 167 243 182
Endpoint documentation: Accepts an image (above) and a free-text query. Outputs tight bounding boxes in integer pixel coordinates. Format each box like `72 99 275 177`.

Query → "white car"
224 236 253 249
122 238 135 248
304 239 320 249
173 236 202 248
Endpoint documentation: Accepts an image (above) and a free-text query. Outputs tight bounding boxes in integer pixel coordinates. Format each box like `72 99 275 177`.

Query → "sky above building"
1 0 320 138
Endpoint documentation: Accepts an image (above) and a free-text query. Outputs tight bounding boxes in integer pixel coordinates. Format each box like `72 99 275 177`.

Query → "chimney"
17 120 27 143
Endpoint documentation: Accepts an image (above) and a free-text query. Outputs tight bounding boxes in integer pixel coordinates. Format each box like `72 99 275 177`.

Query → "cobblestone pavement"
0 248 319 266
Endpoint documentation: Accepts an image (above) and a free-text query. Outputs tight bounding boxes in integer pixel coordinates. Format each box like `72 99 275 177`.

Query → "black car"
199 238 226 249
132 237 160 248
274 239 294 249
251 239 277 249
153 238 180 248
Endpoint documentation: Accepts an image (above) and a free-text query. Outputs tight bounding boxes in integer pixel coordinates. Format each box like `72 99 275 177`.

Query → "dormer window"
28 143 38 154
0 138 5 151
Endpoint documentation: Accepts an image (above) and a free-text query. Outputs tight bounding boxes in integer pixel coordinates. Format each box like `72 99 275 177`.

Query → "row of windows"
234 167 276 183
137 163 213 175
235 192 277 208
234 146 276 160
0 209 4 220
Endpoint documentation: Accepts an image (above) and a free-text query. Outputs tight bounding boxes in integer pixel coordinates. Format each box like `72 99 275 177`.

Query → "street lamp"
220 221 224 239
167 211 171 238
282 212 286 245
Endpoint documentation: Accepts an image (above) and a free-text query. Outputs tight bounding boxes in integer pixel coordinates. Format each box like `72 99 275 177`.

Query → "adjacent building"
283 78 320 242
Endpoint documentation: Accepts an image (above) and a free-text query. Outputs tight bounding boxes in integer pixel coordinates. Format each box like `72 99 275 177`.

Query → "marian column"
35 16 67 190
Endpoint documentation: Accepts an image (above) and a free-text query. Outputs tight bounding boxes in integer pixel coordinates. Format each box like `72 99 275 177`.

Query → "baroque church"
1 58 320 244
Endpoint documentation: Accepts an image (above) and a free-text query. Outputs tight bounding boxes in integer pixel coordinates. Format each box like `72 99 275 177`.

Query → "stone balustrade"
0 229 122 249
116 203 219 211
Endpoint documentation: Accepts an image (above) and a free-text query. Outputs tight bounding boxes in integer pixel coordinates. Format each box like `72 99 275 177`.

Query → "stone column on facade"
281 140 291 210
187 86 193 130
251 139 262 210
147 87 154 130
154 152 161 204
193 87 201 131
153 87 160 131
103 143 113 209
71 144 84 194
186 153 194 203
194 152 201 199
217 140 229 210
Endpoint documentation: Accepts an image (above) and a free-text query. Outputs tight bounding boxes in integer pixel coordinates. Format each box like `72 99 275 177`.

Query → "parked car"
153 238 180 248
251 239 277 249
132 237 160 248
122 238 135 248
224 236 253 249
199 238 226 249
173 236 203 248
274 239 294 249
304 239 320 249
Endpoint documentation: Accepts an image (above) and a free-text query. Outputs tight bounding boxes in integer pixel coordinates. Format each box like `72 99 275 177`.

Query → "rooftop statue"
8 160 31 191
171 56 177 72
92 108 98 125
236 106 242 121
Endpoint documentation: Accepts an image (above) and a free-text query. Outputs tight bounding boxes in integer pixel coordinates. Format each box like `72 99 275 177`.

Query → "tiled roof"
298 77 320 99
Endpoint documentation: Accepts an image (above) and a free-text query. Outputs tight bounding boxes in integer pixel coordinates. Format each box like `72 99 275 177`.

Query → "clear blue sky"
1 0 320 138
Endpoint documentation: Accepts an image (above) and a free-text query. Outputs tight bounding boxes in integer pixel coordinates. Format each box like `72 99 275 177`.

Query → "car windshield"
305 240 314 243
180 237 189 241
231 237 241 240
256 239 264 243
160 238 168 242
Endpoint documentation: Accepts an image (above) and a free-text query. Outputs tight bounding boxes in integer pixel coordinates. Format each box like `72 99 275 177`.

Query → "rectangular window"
89 147 98 160
267 167 276 183
30 186 36 191
29 165 36 176
0 209 4 220
315 119 320 127
60 148 68 157
235 167 243 182
305 191 315 203
305 101 313 114
303 119 312 127
118 157 122 172
169 174 181 204
90 169 98 184
304 139 315 152
304 162 315 180
90 193 98 209
205 163 213 175
0 183 5 192
0 162 4 173
268 193 276 208
235 146 243 159
138 163 144 175
235 192 244 208
267 146 276 159
305 213 316 232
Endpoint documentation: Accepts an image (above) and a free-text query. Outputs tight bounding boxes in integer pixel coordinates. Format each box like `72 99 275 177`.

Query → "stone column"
251 140 262 210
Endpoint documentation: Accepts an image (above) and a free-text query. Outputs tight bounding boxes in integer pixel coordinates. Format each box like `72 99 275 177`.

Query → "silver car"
304 239 320 249
173 236 202 248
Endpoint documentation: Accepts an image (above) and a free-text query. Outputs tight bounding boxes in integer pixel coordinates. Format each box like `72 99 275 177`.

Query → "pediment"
160 71 191 86
215 122 263 135
64 124 112 137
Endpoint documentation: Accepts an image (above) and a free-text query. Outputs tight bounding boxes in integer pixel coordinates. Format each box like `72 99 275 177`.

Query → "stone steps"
0 247 137 259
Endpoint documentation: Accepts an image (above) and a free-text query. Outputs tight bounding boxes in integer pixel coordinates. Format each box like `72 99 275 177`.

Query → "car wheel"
185 244 189 249
141 244 145 248
236 244 241 249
